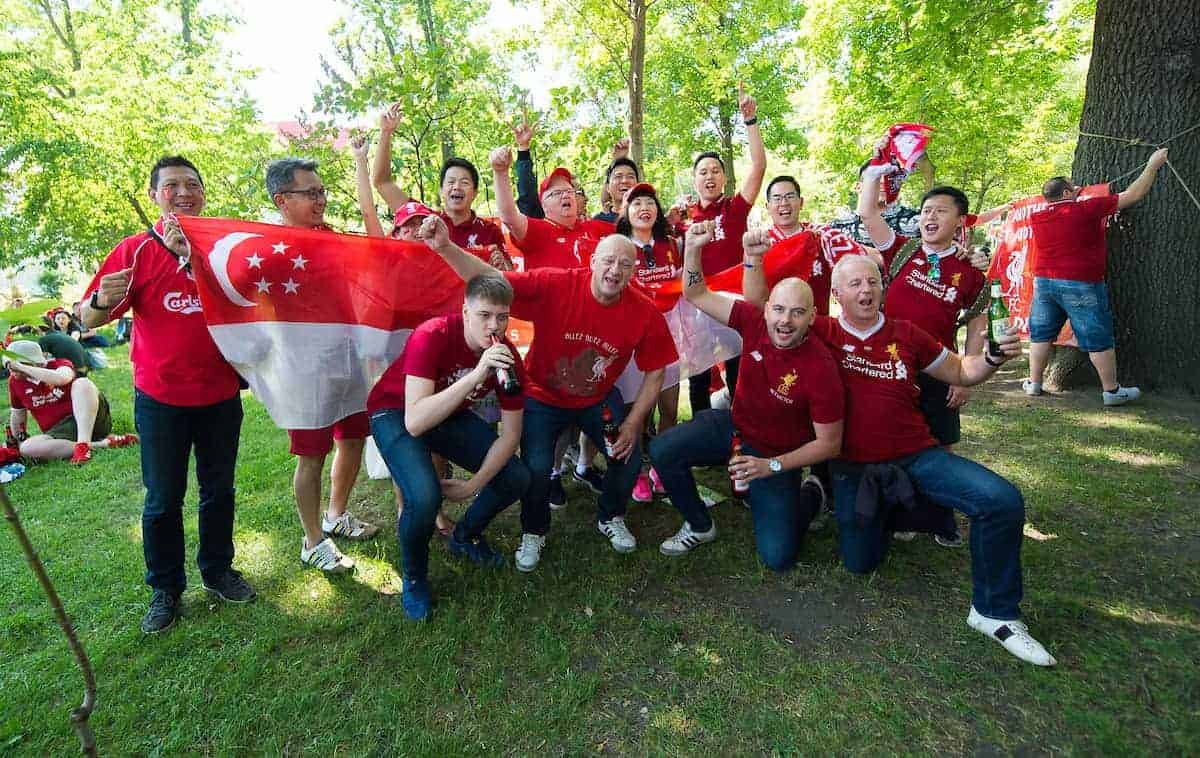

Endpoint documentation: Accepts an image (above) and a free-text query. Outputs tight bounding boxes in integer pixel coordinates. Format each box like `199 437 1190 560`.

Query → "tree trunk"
1061 0 1200 393
627 0 647 167
719 106 737 195
414 0 454 162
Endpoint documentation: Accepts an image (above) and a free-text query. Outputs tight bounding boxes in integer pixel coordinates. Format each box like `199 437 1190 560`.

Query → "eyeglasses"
768 192 799 203
280 187 327 200
543 189 572 201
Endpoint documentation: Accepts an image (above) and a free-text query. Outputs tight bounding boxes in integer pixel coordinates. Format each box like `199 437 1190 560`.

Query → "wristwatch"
89 291 109 311
768 458 783 474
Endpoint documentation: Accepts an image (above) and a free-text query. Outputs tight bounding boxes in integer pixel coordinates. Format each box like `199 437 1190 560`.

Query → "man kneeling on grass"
650 222 844 571
367 273 532 621
5 340 138 463
748 254 1056 666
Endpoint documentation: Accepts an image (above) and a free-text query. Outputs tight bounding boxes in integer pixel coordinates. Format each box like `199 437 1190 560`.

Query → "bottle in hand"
601 404 620 460
987 279 1010 358
491 335 521 396
730 429 749 495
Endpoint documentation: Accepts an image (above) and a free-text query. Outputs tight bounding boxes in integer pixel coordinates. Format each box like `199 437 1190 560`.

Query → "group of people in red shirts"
66 85 1173 668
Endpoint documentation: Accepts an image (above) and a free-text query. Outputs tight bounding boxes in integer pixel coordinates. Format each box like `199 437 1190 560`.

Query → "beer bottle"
490 335 521 396
730 429 749 495
987 279 1010 358
601 404 620 460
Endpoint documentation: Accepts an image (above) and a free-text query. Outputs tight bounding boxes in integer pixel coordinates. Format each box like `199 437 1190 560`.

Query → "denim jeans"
830 447 1025 619
1029 277 1114 352
649 409 820 572
370 408 531 580
521 387 639 535
134 390 243 592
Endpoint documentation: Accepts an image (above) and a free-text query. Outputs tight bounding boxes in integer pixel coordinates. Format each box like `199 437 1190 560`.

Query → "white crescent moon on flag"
209 232 261 308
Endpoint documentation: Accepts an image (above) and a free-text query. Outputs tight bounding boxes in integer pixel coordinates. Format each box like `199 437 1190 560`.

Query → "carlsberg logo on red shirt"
163 291 203 315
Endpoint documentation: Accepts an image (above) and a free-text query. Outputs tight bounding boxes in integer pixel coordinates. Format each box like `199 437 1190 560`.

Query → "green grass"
0 299 58 328
2 348 1198 755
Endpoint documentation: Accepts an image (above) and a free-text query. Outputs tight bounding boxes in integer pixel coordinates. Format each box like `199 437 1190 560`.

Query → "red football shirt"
84 227 241 407
1030 194 1119 282
690 193 752 274
629 237 682 290
517 217 608 270
366 312 527 415
727 301 844 458
880 235 985 351
441 211 507 264
769 225 834 315
8 359 76 432
505 267 678 408
810 315 948 462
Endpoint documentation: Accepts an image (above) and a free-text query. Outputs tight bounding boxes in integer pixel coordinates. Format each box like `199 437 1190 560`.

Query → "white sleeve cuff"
923 347 950 373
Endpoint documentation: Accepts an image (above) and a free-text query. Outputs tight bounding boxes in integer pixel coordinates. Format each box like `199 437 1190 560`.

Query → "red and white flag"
179 216 464 429
867 122 934 207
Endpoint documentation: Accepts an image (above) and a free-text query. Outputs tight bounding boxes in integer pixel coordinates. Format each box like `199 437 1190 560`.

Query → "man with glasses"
81 155 255 634
416 220 678 571
266 157 380 576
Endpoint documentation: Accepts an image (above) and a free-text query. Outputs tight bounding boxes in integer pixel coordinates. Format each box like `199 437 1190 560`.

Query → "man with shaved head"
745 249 1056 666
416 220 678 570
649 222 844 571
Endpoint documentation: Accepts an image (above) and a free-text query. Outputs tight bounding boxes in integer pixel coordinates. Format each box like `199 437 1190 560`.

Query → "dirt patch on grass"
740 584 870 645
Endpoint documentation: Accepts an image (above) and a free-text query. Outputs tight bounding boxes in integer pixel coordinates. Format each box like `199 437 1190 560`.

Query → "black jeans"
688 356 741 413
134 390 242 592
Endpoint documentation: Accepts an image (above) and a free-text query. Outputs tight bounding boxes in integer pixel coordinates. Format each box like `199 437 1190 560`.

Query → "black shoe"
572 466 604 495
141 589 181 634
202 569 257 604
548 473 568 510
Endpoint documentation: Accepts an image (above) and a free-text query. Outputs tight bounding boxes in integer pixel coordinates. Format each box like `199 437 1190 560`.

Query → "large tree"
1048 0 1200 393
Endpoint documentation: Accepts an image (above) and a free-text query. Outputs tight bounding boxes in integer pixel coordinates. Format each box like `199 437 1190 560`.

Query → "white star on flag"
291 254 308 270
255 278 272 293
282 278 300 294
272 242 289 255
246 252 264 269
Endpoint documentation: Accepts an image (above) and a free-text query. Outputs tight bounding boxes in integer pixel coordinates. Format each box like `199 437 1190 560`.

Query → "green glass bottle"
987 279 1010 357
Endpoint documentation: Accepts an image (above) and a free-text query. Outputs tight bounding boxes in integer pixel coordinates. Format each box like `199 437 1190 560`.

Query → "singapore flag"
179 216 465 429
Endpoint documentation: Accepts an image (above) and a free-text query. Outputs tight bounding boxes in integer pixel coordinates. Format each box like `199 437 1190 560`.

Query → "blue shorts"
1028 277 1114 352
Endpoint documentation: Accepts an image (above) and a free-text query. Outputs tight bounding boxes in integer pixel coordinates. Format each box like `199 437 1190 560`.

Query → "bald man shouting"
649 222 845 571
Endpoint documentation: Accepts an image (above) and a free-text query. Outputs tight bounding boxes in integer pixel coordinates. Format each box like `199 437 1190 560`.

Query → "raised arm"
737 84 767 204
512 111 545 220
82 266 133 328
7 361 75 388
1117 148 1169 210
372 104 411 212
490 147 529 241
741 228 772 307
350 135 384 238
403 341 516 437
417 214 498 282
857 161 898 248
682 221 736 324
975 201 1013 226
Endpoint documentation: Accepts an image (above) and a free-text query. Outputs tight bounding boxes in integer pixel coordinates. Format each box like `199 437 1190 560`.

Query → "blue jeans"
521 388 639 535
649 409 820 572
134 390 243 593
1029 277 1114 352
831 447 1025 619
370 408 531 580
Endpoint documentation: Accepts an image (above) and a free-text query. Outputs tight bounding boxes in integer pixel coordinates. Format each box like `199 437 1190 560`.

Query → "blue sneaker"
400 577 432 621
447 533 505 568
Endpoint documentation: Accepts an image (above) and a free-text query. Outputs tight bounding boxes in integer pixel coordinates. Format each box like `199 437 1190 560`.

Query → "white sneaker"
660 521 717 556
803 474 829 532
1022 379 1043 396
300 537 354 573
967 606 1056 666
514 533 546 573
597 516 637 553
1102 385 1141 406
322 510 379 540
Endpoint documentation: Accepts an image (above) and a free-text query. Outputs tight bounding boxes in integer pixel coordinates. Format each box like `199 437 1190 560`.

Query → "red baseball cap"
625 182 657 200
539 167 576 198
392 201 435 231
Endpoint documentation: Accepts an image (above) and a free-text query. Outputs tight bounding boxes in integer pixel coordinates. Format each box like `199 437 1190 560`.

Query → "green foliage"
0 0 273 272
34 267 63 299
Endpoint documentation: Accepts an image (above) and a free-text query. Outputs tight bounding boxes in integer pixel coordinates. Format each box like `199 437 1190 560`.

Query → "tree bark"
626 0 647 167
414 0 454 162
1062 0 1200 393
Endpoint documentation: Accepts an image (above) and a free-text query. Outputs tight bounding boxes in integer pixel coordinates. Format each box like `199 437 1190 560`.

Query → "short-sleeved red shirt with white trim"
689 193 752 274
8 358 76 432
810 314 948 462
878 234 985 351
504 267 678 408
1030 194 1119 282
517 217 609 270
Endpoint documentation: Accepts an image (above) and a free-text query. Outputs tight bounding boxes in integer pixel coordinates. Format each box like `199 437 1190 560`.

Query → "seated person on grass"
5 340 137 464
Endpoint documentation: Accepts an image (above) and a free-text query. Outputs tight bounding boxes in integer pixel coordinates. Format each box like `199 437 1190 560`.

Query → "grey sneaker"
141 589 181 634
1102 385 1141 406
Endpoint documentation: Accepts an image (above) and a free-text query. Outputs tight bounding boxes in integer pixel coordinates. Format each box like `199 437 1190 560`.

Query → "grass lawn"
2 345 1198 754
